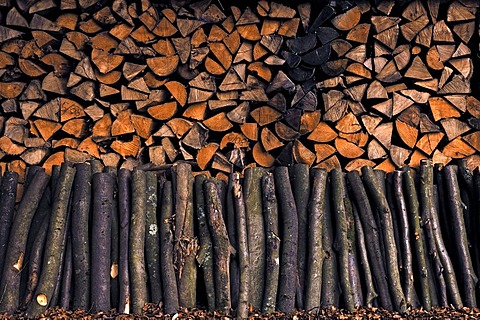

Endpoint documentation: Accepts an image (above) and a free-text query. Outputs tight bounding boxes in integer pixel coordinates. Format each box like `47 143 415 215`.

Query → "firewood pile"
1 159 480 318
0 0 478 191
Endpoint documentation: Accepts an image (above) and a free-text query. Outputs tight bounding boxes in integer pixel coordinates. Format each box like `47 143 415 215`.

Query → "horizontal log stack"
0 159 479 317
0 0 477 195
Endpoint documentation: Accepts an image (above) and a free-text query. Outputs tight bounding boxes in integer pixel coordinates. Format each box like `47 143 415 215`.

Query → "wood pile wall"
0 0 478 191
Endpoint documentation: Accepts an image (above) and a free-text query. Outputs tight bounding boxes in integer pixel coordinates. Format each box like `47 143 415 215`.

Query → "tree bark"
118 169 131 314
346 170 392 310
159 180 179 314
129 170 148 314
261 172 280 314
204 179 232 314
243 167 266 311
91 172 114 312
444 165 478 307
0 170 49 314
194 174 215 311
233 173 249 319
172 162 197 308
26 164 75 317
0 172 18 280
275 166 298 314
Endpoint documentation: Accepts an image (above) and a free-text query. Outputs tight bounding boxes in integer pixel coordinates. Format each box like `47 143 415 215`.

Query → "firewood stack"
0 0 479 189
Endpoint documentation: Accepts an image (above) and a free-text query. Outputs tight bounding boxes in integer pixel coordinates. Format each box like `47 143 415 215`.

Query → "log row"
0 0 478 190
1 159 480 317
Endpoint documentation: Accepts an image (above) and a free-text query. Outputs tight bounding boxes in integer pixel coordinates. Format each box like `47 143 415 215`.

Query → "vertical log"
275 166 298 314
243 167 266 310
194 174 215 311
403 168 431 310
0 171 49 314
226 174 239 310
118 169 131 314
0 172 18 277
331 169 355 311
205 179 232 314
386 173 403 278
305 169 327 311
70 163 91 310
22 207 50 309
346 171 392 310
129 170 148 314
59 234 73 310
91 172 114 312
145 171 162 304
351 200 377 307
444 165 478 307
392 171 415 306
261 172 280 314
427 162 463 308
26 164 76 317
419 161 447 307
233 173 249 319
321 178 340 308
105 167 119 310
362 166 406 312
172 162 197 308
159 181 179 314
434 164 452 255
289 164 309 309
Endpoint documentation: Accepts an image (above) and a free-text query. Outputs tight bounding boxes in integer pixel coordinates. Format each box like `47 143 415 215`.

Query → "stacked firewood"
0 0 478 187
0 159 480 317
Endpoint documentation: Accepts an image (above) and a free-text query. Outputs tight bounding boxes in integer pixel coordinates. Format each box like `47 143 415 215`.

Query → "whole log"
26 164 75 317
0 172 18 278
91 172 114 312
129 170 148 314
0 171 48 314
275 166 298 314
118 169 131 314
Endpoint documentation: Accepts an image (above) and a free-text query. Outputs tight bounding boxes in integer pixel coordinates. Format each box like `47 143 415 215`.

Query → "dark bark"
346 171 392 310
104 167 119 310
129 170 148 314
261 172 280 314
275 167 298 314
392 171 414 306
205 179 232 314
194 174 215 311
91 172 114 312
243 167 266 310
362 166 405 312
159 181 179 314
403 168 431 310
289 164 310 310
71 163 91 310
59 234 73 310
305 169 327 311
233 173 249 319
226 174 239 310
26 164 76 317
331 169 355 311
0 170 49 314
386 173 403 279
172 163 197 308
118 169 131 314
321 178 340 308
145 171 162 305
0 172 18 278
444 165 478 307
419 161 447 307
